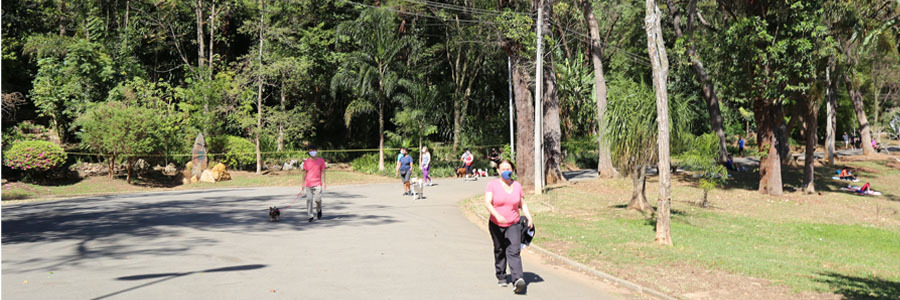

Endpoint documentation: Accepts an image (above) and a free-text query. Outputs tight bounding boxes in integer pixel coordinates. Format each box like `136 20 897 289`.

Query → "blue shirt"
738 139 745 148
399 155 413 171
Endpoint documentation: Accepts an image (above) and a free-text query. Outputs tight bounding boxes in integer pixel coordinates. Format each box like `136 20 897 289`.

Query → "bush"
3 140 67 173
208 135 256 170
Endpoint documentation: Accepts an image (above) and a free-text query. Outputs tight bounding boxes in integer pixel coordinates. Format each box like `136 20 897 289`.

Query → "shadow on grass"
816 272 900 300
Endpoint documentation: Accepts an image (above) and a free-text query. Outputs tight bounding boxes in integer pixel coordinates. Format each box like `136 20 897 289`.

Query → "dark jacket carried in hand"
518 216 535 248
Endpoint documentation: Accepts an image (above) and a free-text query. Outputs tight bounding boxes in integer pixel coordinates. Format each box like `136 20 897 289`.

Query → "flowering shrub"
3 140 67 172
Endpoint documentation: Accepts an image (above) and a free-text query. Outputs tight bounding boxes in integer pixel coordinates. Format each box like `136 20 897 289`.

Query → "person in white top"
420 146 433 186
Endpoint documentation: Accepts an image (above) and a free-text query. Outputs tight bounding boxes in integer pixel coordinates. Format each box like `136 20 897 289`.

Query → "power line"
337 0 500 25
398 0 534 17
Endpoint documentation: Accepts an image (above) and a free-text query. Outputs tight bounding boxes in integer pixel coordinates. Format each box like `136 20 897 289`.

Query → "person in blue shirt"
395 148 416 196
738 136 745 157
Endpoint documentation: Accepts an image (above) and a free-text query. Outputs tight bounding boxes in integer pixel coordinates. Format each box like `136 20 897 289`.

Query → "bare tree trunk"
667 0 728 162
58 0 65 36
755 100 784 195
582 0 618 178
843 74 876 155
512 55 535 190
378 104 385 171
802 95 819 194
538 1 566 185
278 86 285 151
777 103 792 163
627 165 654 212
645 0 672 246
255 0 263 175
209 1 215 78
196 0 206 70
825 61 836 165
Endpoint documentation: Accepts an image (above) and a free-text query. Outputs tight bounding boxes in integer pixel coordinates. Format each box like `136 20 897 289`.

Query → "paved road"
2 178 625 299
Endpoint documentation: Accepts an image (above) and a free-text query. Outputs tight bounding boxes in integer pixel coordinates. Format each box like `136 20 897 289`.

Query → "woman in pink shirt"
484 160 533 294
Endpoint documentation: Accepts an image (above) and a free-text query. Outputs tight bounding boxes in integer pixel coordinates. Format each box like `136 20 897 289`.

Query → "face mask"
501 171 513 180
309 151 317 157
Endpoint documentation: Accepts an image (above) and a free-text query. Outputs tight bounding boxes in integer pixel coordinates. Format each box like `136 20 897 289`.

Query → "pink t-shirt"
486 179 523 227
303 157 326 187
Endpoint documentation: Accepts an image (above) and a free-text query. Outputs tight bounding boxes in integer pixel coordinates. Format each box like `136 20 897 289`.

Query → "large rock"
199 170 216 183
211 163 230 181
282 159 299 171
165 163 178 175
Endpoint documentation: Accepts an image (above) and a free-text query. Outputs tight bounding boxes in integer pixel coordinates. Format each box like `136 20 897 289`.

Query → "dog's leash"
275 193 304 211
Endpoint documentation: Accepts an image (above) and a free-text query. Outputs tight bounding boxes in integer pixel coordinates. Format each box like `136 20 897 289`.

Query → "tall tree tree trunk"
58 0 65 36
825 61 836 165
512 55 535 190
802 95 819 194
776 102 792 163
538 0 565 185
378 104 385 171
196 0 206 70
582 0 618 178
278 85 285 151
754 100 784 195
627 165 653 212
209 1 215 78
843 74 876 155
666 0 728 162
255 0 263 175
645 0 672 246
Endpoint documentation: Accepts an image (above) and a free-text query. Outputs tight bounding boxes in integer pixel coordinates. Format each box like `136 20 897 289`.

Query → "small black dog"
268 206 281 222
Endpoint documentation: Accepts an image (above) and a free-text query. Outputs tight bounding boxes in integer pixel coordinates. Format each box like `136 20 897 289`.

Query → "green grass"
528 206 900 297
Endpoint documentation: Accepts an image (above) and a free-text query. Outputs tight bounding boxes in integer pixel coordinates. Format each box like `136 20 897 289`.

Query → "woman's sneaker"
513 278 526 293
498 279 509 287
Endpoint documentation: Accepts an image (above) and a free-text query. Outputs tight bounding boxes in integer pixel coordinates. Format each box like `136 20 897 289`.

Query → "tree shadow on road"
1 189 396 273
89 264 268 300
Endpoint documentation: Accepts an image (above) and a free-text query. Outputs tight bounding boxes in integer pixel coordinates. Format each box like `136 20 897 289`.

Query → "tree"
665 0 729 163
604 78 658 213
580 0 619 178
332 7 419 171
76 101 171 183
497 7 537 190
713 1 827 195
644 0 672 245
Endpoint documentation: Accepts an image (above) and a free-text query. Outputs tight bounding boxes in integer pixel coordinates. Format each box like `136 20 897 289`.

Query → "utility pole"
534 0 544 194
508 56 515 158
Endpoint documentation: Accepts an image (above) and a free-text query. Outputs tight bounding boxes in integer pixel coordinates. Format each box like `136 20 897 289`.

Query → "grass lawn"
1 169 393 201
465 158 900 299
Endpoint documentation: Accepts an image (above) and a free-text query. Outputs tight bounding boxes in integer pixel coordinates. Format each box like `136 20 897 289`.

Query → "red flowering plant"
3 140 67 178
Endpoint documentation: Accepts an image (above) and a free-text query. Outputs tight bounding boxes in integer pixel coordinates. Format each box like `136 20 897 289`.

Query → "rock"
210 163 230 181
134 159 150 171
271 164 282 172
165 163 177 175
190 175 200 184
200 170 216 183
282 159 299 170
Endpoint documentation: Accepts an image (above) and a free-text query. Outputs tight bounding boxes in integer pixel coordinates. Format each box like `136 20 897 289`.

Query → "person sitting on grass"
839 168 857 181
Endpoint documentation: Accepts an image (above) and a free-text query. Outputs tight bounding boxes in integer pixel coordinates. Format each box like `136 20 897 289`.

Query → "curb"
470 210 677 300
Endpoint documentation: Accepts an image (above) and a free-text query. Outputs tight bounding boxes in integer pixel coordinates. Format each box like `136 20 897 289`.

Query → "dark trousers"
489 221 523 282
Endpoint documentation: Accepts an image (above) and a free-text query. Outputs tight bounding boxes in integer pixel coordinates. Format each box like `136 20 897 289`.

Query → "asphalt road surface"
2 177 626 299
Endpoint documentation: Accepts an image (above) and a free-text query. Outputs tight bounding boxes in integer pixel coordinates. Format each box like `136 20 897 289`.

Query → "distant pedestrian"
300 145 326 222
854 132 861 150
484 160 533 294
395 148 415 196
420 146 433 186
489 148 502 175
461 149 475 181
737 136 745 157
843 132 850 150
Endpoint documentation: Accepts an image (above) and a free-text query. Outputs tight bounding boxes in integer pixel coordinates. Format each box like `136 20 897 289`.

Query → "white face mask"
309 151 317 157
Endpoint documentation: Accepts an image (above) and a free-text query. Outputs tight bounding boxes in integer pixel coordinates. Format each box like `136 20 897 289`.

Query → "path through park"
2 177 627 299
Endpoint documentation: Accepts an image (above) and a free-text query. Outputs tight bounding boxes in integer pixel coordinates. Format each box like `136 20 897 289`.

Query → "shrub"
3 140 67 173
209 135 256 170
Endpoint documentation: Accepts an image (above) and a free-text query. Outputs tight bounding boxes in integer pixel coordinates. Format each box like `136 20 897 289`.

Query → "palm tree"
331 8 419 171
